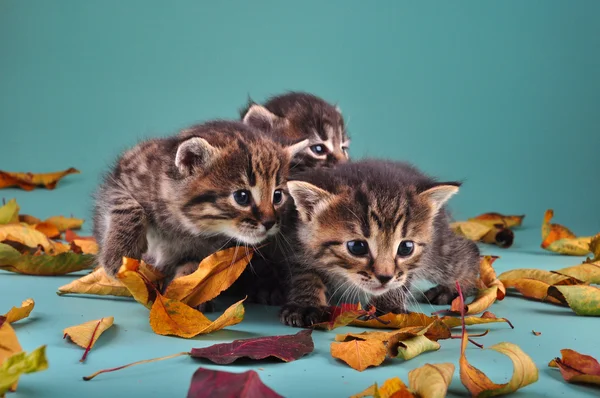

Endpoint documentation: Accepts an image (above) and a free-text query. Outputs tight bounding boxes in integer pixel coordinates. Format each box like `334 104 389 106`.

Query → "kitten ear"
285 139 309 158
287 181 334 222
175 137 219 174
419 183 461 214
242 104 280 131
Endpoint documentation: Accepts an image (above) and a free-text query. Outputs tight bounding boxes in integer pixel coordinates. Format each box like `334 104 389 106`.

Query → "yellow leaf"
441 311 513 329
547 285 600 316
115 258 164 308
58 267 132 297
72 239 98 254
149 296 245 338
0 316 22 393
0 242 93 275
450 256 505 315
541 209 594 256
451 221 490 241
468 213 525 228
0 199 19 224
336 321 451 343
460 332 538 397
388 334 441 360
63 317 114 362
0 167 79 190
499 268 584 304
330 339 387 372
3 299 34 324
33 222 61 239
0 224 64 253
408 363 455 398
554 261 600 284
589 234 600 262
350 312 436 329
44 216 84 232
0 345 48 396
164 247 253 307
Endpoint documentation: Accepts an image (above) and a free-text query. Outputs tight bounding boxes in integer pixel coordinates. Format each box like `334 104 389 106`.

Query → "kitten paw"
279 304 331 328
424 285 457 305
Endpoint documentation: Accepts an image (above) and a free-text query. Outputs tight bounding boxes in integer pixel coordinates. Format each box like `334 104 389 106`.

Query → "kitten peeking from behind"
93 120 307 280
240 92 350 173
280 160 481 328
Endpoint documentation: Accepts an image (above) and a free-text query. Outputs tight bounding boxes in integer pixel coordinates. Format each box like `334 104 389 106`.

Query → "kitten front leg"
280 271 330 328
99 199 148 276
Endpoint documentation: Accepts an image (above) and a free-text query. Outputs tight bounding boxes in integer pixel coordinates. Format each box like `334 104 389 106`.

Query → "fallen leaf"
351 377 413 398
0 345 48 396
0 199 19 224
330 339 387 372
387 334 441 360
554 261 600 284
0 167 79 190
549 349 600 386
336 320 451 343
589 235 600 262
43 216 84 232
441 311 514 329
0 317 22 393
116 258 162 307
64 229 95 242
451 221 514 248
186 367 283 398
499 268 583 304
408 363 455 398
18 214 41 224
541 209 594 256
190 330 314 364
58 267 131 297
351 311 436 329
450 256 505 315
0 224 67 253
0 242 94 275
312 304 373 331
532 330 541 336
72 239 99 254
469 213 525 229
164 247 253 307
33 222 61 239
3 299 34 324
547 285 600 316
149 296 245 338
63 317 114 362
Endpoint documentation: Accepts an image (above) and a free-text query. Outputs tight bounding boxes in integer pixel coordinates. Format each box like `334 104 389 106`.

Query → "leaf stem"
83 352 190 381
80 318 103 363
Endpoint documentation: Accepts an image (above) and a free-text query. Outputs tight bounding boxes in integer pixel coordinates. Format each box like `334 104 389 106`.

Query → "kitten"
93 120 306 280
279 160 481 327
240 92 350 173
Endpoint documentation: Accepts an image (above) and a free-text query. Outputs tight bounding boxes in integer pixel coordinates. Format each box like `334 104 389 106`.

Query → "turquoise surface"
1 1 599 397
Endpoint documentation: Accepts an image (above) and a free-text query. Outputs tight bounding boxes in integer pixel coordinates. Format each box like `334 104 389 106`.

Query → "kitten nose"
375 274 393 285
262 220 276 231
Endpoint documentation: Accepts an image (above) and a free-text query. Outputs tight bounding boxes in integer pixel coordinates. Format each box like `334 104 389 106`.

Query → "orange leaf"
3 299 34 324
469 213 525 228
541 210 594 255
541 209 577 248
351 377 414 398
64 229 95 243
450 256 505 314
0 316 23 392
330 339 387 371
0 168 79 190
0 224 68 254
18 214 41 224
149 296 245 338
116 258 162 308
499 268 583 304
63 317 114 362
58 267 132 297
350 312 436 329
72 239 98 254
164 247 253 307
33 222 61 239
550 349 600 385
43 216 84 232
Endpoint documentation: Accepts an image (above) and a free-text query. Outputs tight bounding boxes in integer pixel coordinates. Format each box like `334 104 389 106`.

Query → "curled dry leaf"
0 242 94 275
554 261 600 284
3 299 34 324
541 209 594 256
63 317 114 362
0 167 79 190
0 345 48 396
0 224 67 253
547 285 600 316
190 330 314 364
44 216 84 232
469 213 525 229
336 320 451 343
330 339 387 372
387 334 440 360
187 368 283 398
549 349 600 386
451 221 514 248
0 199 19 224
408 363 455 398
450 256 505 315
116 258 163 307
164 246 253 307
58 267 131 297
71 239 98 254
532 330 541 336
18 214 41 224
499 268 583 304
589 234 600 262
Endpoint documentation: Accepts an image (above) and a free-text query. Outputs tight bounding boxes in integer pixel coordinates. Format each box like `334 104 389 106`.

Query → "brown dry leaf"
451 222 514 248
116 258 161 308
0 224 68 254
44 216 84 232
532 330 541 336
164 247 253 307
33 222 61 239
0 316 23 392
450 256 505 315
499 268 584 304
58 267 132 297
3 299 34 324
541 209 594 256
408 363 455 398
0 167 79 190
350 312 436 329
18 214 41 225
469 213 525 228
63 317 114 362
149 296 245 338
554 261 600 284
330 339 387 372
351 377 413 398
0 199 19 224
336 320 451 343
549 349 600 385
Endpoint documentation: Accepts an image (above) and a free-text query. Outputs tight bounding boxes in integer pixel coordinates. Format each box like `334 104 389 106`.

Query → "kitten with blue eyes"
240 92 350 173
93 120 306 280
279 160 481 327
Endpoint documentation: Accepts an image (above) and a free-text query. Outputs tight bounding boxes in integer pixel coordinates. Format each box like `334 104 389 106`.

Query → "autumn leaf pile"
1 170 600 397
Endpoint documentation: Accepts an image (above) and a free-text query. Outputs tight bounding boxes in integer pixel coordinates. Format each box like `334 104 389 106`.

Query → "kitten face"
175 125 306 245
288 162 459 296
241 92 350 172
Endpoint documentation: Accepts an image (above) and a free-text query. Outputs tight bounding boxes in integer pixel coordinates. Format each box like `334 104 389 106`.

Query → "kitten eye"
273 189 283 205
310 144 328 156
397 240 415 257
347 240 369 256
233 190 251 206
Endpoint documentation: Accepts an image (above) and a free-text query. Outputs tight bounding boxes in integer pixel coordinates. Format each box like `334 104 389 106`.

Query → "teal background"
1 1 599 397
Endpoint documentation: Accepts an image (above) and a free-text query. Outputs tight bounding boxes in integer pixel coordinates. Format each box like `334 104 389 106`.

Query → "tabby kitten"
240 92 350 173
280 160 481 327
93 120 306 279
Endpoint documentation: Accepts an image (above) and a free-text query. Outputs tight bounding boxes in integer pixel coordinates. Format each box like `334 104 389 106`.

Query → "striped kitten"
93 120 306 279
240 92 350 173
280 160 481 327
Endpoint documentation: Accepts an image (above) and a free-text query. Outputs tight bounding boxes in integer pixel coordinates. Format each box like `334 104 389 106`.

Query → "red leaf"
190 330 314 364
186 368 283 398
